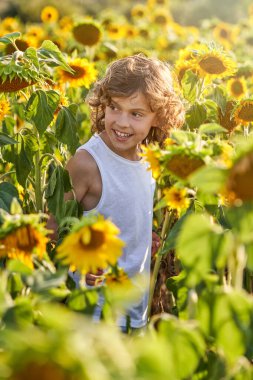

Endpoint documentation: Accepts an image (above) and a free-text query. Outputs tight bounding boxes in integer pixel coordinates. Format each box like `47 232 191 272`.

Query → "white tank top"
77 134 155 328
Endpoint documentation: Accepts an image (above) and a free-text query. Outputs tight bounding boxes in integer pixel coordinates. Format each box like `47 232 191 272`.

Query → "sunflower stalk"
33 128 43 213
147 208 173 320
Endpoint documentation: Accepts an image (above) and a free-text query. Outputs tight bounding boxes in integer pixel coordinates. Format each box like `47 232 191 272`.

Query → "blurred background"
0 0 252 25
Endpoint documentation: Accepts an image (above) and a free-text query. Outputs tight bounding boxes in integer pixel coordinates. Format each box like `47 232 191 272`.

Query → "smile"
113 129 133 138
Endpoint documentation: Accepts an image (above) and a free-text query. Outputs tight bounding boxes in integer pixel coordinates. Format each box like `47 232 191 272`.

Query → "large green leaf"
197 288 253 364
186 103 207 129
157 316 206 379
176 213 232 286
25 90 59 136
45 166 76 222
189 165 228 194
38 40 73 73
15 135 33 187
0 32 21 45
55 104 79 154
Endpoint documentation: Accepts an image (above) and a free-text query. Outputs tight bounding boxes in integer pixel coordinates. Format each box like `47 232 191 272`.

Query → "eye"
132 112 143 118
109 104 118 111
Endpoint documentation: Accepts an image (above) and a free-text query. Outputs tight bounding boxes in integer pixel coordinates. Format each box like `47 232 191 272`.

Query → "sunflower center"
67 65 87 79
227 152 253 201
238 103 253 122
172 192 183 202
80 228 105 249
231 80 243 95
137 10 144 16
199 56 227 74
16 225 38 251
154 15 167 24
220 29 229 39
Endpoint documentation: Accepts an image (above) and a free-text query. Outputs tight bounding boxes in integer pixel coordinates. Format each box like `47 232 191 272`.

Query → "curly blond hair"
87 54 185 145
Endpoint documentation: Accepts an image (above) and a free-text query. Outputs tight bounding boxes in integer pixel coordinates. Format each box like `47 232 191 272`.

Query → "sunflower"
40 6 59 23
26 25 45 42
106 24 125 40
193 49 237 80
0 98 10 121
105 268 132 290
226 151 253 203
174 60 198 85
0 224 48 269
163 187 190 211
140 145 161 179
227 77 247 99
56 216 125 274
123 25 138 39
0 77 36 93
147 0 169 8
1 17 20 33
213 22 238 50
234 100 253 126
57 58 97 89
218 100 239 133
131 4 148 19
152 8 172 26
72 20 102 47
178 43 203 62
167 154 204 179
5 38 31 54
59 16 73 32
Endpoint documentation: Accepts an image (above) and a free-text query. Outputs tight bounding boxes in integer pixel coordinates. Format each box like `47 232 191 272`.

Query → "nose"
116 112 130 128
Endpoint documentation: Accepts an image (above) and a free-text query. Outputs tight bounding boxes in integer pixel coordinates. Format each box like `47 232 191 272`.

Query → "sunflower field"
1 0 253 379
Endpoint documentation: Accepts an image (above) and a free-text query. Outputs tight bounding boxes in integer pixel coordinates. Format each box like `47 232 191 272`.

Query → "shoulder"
66 149 97 176
65 149 99 193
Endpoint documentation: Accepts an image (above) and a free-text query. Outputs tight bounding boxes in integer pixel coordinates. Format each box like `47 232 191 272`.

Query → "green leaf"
181 70 198 103
198 288 253 364
211 86 227 115
15 134 33 187
199 123 227 134
55 104 79 154
190 165 228 194
176 213 227 286
25 90 59 136
38 40 74 73
0 32 21 46
186 103 207 129
66 288 99 315
45 166 74 222
24 47 39 70
0 132 17 147
158 317 206 379
7 260 33 275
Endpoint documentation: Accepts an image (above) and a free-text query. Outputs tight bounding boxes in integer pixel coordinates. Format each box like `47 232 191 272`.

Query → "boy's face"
103 92 157 160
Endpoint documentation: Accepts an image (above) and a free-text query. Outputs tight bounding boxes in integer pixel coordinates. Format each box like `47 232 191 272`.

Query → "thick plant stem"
34 148 43 213
147 209 172 320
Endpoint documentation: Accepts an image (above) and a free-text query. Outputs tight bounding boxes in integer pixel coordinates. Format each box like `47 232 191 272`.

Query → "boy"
64 54 184 330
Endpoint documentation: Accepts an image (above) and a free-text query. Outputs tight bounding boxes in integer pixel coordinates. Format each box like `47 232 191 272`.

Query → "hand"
151 231 161 256
85 268 105 286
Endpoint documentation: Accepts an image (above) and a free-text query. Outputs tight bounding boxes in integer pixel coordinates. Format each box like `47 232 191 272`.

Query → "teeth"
114 130 131 138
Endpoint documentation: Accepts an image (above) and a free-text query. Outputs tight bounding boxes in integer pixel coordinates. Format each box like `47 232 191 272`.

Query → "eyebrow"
110 100 150 113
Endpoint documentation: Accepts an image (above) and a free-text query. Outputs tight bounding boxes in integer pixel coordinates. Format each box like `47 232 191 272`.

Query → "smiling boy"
64 54 185 330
